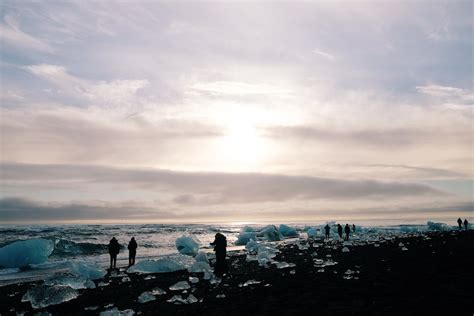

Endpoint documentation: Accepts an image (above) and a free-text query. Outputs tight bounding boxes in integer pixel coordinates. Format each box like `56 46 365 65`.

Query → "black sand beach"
1 230 473 316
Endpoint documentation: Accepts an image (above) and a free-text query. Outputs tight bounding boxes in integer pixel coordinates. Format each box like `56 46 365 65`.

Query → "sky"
0 1 472 224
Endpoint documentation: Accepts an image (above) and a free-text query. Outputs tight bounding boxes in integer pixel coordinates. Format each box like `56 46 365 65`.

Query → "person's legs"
110 255 113 269
113 255 117 269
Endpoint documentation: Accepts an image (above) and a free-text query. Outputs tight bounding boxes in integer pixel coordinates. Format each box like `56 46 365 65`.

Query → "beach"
1 229 473 315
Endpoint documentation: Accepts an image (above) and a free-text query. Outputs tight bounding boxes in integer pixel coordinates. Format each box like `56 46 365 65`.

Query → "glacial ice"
175 235 200 255
279 224 298 237
241 225 255 233
245 239 258 252
45 272 95 290
0 239 54 268
128 255 193 273
342 247 350 252
69 261 106 280
137 291 155 303
169 280 190 291
189 276 199 284
427 221 449 231
258 225 281 241
194 251 209 264
307 227 318 238
274 261 296 269
167 294 198 304
188 260 212 280
152 287 166 295
100 308 135 316
22 285 79 309
235 232 257 245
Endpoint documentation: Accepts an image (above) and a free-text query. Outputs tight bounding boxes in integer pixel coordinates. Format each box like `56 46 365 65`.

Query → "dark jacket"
210 233 227 257
108 238 120 256
128 238 137 253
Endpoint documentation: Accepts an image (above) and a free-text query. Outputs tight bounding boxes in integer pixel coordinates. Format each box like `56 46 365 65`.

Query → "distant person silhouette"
210 233 227 276
324 224 330 240
352 224 356 233
344 224 351 240
457 218 463 230
108 237 120 270
128 237 137 267
337 224 343 239
464 219 469 230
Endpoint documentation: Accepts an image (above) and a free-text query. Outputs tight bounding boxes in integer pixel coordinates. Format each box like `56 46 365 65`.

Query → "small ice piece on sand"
297 243 309 250
374 243 380 247
401 246 408 251
189 276 199 284
138 291 155 304
342 247 350 252
290 270 296 274
344 269 354 275
274 261 296 269
22 285 79 309
85 306 99 311
169 281 190 291
121 277 131 283
144 275 156 280
98 281 110 287
152 287 166 295
187 294 198 304
216 294 226 298
100 308 135 316
167 294 198 304
175 235 200 255
239 279 261 287
398 242 404 247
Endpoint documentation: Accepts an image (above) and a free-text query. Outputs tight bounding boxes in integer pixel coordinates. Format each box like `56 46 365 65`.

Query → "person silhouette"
128 237 137 267
352 224 356 233
337 224 343 239
108 237 120 270
324 224 330 240
457 218 463 230
344 224 351 241
210 232 227 276
464 219 469 230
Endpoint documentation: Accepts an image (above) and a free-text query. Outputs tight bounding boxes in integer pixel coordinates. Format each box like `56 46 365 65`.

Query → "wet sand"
1 230 473 315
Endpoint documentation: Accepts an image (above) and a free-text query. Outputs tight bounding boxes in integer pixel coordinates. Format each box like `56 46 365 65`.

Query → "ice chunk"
175 235 200 255
307 227 318 238
45 272 95 290
258 225 281 241
169 281 190 291
235 232 257 245
189 276 199 284
241 225 255 233
188 260 212 279
239 279 261 287
137 291 155 303
245 239 259 252
194 251 209 264
342 247 350 252
69 261 106 280
279 224 298 237
216 294 226 298
152 287 166 295
186 294 198 304
99 308 135 316
274 261 296 269
128 256 191 273
0 239 54 268
427 221 448 231
22 285 79 309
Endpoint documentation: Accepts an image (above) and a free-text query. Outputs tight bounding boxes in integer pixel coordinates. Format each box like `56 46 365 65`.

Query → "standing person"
108 237 120 270
344 224 351 241
464 219 469 230
457 218 463 230
352 224 356 233
337 224 343 239
324 224 330 240
210 232 227 276
128 237 137 267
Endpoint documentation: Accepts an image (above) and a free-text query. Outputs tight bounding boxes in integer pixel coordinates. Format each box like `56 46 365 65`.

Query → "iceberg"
137 291 155 303
0 239 54 268
175 235 200 255
22 285 79 309
45 272 95 290
235 232 257 246
128 258 187 274
307 227 318 238
241 225 255 233
427 221 448 231
245 239 259 253
69 261 106 280
279 224 298 237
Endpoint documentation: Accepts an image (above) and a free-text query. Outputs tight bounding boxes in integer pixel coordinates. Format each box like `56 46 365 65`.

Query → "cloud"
0 15 53 52
416 84 470 98
191 81 292 96
366 164 466 179
312 49 336 61
0 163 445 205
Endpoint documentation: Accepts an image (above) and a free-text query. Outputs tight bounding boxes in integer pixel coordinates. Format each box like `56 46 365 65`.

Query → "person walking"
128 237 137 267
324 224 330 240
337 224 343 239
352 224 356 233
108 237 120 270
457 218 463 230
344 224 351 241
210 232 227 276
464 219 469 230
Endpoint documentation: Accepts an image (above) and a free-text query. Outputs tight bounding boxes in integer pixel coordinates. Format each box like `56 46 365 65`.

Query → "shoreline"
1 230 473 315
